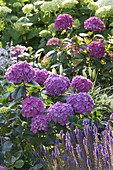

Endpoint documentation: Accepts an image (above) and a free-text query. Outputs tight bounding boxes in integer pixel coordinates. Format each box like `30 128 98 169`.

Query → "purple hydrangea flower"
54 14 74 30
88 41 105 58
46 37 60 46
66 92 94 115
10 45 27 57
44 74 70 96
47 102 74 126
30 115 48 134
21 96 44 118
71 75 93 92
5 61 35 83
33 68 49 85
84 16 105 32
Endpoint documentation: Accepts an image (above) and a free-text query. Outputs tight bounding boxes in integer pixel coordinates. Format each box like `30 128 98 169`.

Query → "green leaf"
2 141 13 152
14 160 24 169
12 86 26 100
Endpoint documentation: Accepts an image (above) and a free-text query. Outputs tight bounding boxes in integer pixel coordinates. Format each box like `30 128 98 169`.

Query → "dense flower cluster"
88 41 105 58
46 37 60 46
10 45 27 57
0 48 8 56
0 165 5 170
44 74 70 96
33 68 49 85
84 16 105 32
21 96 44 118
66 92 94 114
54 14 74 30
47 102 74 125
71 75 93 92
5 61 34 83
30 115 48 134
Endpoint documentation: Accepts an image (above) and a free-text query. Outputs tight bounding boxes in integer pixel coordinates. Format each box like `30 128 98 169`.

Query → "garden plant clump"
0 0 113 169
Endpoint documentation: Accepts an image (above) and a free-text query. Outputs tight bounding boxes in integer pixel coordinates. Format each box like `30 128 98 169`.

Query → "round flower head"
21 96 44 118
66 92 94 115
10 45 27 58
5 61 34 83
47 102 74 126
88 41 105 58
54 14 74 30
46 37 60 46
30 115 48 134
84 16 105 32
0 166 5 170
71 75 93 92
33 68 49 85
44 74 70 96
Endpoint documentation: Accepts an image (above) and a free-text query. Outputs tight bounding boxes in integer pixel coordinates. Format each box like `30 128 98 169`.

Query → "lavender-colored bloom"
0 166 5 170
10 45 27 57
66 92 94 114
30 114 48 134
54 14 74 30
71 75 93 92
46 37 60 46
21 96 44 118
88 41 105 58
44 74 70 96
5 61 35 83
0 48 8 56
47 102 74 126
33 68 49 85
110 113 113 120
84 16 105 32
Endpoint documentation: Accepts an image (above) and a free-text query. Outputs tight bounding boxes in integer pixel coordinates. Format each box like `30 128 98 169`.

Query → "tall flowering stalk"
36 121 113 170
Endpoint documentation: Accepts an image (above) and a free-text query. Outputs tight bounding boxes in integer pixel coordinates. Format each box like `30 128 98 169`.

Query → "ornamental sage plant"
37 121 113 170
84 16 105 32
44 74 70 96
21 96 45 118
88 41 105 58
54 14 74 30
5 61 35 84
66 92 94 114
71 75 93 92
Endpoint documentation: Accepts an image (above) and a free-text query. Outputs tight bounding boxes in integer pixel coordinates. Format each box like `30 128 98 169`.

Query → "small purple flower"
44 74 70 96
88 41 105 58
0 48 8 56
30 115 48 134
46 37 60 46
33 68 49 85
71 75 93 92
0 165 5 170
21 96 44 118
54 14 74 30
10 45 27 57
84 16 105 32
47 102 74 126
5 61 35 83
66 92 94 115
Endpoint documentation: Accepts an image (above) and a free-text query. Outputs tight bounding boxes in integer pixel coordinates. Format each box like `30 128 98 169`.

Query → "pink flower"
110 113 113 120
46 37 60 46
0 165 5 170
10 45 27 57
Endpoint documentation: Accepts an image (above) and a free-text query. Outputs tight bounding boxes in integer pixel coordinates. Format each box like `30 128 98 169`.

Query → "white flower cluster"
88 0 113 18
